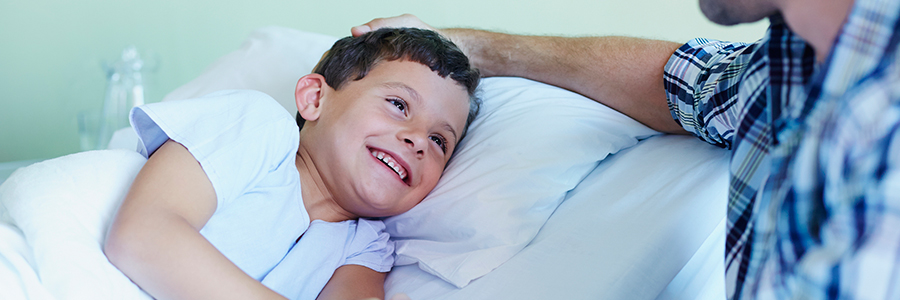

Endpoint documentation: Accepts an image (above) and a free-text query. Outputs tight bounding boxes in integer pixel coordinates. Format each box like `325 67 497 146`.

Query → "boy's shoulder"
178 89 295 128
197 89 286 113
133 89 297 158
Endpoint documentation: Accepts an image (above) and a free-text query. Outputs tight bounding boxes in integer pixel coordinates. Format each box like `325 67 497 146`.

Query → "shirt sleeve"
129 90 299 207
343 218 395 272
663 38 761 149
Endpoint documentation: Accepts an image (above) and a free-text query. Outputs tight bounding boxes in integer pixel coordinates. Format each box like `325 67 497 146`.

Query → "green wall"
0 0 767 162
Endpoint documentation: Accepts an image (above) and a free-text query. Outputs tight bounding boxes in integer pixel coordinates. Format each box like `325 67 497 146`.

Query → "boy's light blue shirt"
130 89 394 299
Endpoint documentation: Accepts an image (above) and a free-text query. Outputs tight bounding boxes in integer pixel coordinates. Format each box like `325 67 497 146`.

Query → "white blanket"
0 149 150 300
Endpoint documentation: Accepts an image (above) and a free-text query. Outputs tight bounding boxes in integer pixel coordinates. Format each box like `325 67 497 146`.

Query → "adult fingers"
351 14 436 36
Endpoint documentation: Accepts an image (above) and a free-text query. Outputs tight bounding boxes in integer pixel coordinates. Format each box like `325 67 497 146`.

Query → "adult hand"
351 14 437 37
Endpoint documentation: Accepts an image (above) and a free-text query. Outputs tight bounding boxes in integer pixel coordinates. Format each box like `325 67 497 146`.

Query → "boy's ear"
295 74 327 122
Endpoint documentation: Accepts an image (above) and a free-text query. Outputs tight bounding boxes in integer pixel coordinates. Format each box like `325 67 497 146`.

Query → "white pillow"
158 26 659 288
386 77 658 287
0 149 151 299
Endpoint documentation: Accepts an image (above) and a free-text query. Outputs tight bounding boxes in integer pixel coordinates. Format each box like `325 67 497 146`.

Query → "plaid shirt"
663 0 900 298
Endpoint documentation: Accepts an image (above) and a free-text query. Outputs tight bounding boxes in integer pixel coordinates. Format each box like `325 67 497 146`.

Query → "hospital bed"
0 26 729 300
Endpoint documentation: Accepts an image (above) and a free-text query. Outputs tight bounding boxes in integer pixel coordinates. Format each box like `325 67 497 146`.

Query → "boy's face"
305 59 470 218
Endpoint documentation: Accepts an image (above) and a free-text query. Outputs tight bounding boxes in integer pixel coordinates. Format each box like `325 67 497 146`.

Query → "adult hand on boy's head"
352 14 471 72
352 14 437 37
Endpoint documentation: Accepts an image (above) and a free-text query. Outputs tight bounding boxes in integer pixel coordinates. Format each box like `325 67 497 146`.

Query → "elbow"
103 223 143 272
103 229 128 268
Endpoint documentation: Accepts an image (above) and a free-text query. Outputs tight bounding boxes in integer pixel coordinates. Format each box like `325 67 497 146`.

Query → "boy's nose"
401 136 426 157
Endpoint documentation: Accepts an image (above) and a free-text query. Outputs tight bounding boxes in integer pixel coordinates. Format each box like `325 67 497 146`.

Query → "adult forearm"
442 29 686 133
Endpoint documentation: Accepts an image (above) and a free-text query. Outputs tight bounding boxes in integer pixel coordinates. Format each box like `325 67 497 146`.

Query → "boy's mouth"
370 149 409 183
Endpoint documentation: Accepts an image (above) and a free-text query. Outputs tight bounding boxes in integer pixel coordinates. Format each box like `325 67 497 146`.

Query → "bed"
0 26 729 300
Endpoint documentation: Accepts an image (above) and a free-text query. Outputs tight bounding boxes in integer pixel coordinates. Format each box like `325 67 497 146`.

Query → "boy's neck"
295 143 358 223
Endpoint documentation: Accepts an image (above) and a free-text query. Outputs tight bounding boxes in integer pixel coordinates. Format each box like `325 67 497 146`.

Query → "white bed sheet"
385 134 730 300
0 134 729 300
656 217 726 300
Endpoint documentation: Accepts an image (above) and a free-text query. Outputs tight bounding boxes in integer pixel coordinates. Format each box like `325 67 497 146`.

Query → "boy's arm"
104 140 286 300
317 265 386 300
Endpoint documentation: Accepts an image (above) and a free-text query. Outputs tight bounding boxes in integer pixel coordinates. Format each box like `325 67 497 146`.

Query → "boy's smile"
295 59 470 220
370 148 409 183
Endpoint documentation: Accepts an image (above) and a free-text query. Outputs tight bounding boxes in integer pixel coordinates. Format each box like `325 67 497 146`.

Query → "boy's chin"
353 208 399 219
350 202 416 219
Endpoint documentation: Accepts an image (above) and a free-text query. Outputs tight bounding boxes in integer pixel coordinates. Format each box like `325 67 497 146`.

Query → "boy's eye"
388 98 406 112
430 135 448 153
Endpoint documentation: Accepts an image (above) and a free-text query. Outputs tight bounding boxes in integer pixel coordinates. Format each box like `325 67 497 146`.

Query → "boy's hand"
389 294 412 300
351 14 437 37
359 294 410 300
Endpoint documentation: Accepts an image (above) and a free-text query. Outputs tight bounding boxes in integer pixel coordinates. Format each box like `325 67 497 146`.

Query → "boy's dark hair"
296 27 481 138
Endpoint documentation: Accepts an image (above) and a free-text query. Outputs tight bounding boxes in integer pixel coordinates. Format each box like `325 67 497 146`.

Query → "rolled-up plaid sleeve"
663 38 761 149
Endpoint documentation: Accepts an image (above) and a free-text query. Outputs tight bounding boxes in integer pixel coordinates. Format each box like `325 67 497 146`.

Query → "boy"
103 28 481 300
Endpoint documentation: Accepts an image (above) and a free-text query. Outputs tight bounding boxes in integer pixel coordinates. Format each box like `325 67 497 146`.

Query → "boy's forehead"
362 60 470 135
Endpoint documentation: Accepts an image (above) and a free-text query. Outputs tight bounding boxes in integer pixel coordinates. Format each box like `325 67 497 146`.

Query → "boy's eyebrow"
444 123 459 145
383 82 422 104
383 82 459 145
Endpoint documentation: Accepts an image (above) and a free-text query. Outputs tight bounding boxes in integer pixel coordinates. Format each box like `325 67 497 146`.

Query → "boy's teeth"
371 150 407 180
